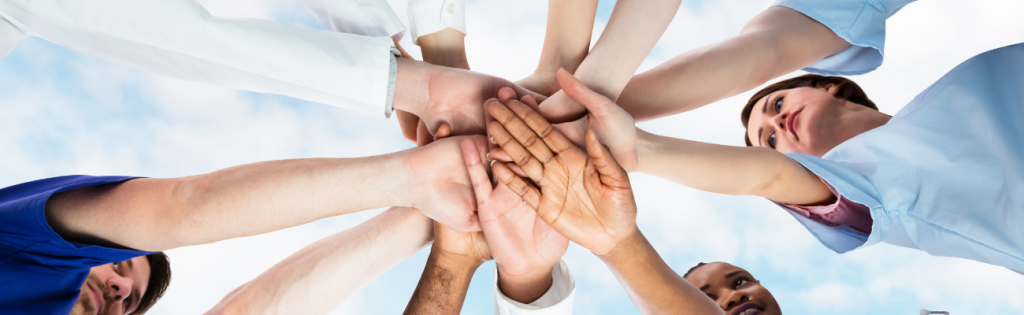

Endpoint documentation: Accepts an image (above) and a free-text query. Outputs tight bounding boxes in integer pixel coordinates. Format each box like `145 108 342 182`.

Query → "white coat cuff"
493 260 575 315
0 16 27 58
407 0 466 45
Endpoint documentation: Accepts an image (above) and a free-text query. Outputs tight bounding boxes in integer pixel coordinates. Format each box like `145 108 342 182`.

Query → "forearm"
207 207 433 315
571 0 682 100
418 28 470 70
404 247 482 315
636 130 832 205
599 229 723 315
496 264 554 303
535 0 599 75
616 7 851 121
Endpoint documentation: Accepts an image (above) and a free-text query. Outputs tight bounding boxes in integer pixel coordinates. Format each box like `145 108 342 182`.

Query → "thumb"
584 128 631 189
461 138 492 203
556 69 617 118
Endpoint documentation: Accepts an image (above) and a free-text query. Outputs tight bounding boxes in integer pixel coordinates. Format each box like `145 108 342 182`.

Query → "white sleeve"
0 0 399 118
297 0 407 40
0 16 26 58
493 260 576 315
406 0 466 45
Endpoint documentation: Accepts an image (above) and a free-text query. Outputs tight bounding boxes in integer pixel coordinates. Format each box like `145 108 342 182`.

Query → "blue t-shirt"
0 175 152 315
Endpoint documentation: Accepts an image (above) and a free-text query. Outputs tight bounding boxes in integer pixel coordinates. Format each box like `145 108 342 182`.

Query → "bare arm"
45 136 491 252
617 7 851 121
540 0 683 121
637 130 833 205
516 0 600 97
206 207 432 315
403 221 490 315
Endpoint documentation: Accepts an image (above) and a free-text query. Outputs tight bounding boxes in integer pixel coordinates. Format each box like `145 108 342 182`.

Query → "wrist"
596 227 643 264
393 58 434 116
432 245 486 272
496 264 554 303
634 129 657 174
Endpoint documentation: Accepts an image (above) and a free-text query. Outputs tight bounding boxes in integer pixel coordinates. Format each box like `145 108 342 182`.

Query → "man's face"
684 262 782 315
70 256 151 315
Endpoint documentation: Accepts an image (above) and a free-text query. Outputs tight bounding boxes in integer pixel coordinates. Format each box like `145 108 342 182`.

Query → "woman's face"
685 262 781 315
746 84 870 156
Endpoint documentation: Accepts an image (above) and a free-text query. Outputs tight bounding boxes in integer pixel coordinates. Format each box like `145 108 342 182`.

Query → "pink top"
779 178 873 235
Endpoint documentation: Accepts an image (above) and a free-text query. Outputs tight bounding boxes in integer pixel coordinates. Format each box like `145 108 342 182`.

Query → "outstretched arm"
206 207 432 315
516 0 600 97
45 136 491 252
404 221 490 315
616 7 851 121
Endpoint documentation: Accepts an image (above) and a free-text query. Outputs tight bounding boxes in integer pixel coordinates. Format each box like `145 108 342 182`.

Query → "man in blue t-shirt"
0 135 491 314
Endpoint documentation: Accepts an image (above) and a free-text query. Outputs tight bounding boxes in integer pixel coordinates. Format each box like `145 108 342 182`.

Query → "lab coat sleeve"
407 0 466 44
297 0 407 40
492 260 576 315
0 0 398 118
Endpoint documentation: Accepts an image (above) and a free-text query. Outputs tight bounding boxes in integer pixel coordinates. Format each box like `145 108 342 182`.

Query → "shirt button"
447 2 456 13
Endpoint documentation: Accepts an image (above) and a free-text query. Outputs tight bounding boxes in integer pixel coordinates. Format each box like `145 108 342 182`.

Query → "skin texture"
44 135 490 253
515 0 599 97
403 221 489 315
614 7 852 122
70 257 151 315
746 85 892 156
485 96 723 314
539 0 683 123
395 27 471 143
206 207 432 315
491 71 833 206
684 262 782 315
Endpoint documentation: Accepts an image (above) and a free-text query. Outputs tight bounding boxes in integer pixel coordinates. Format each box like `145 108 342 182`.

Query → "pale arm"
616 7 852 121
636 129 833 206
206 207 433 315
516 0 600 97
45 136 490 252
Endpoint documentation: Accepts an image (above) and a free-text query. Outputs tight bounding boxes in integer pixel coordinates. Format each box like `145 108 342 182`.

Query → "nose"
771 111 788 135
105 275 133 303
721 290 750 311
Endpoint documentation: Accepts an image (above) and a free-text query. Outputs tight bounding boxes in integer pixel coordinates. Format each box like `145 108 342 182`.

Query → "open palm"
486 99 637 256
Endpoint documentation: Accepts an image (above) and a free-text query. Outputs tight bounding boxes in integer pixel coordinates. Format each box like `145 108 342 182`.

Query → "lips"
786 108 802 139
87 282 105 315
731 302 764 315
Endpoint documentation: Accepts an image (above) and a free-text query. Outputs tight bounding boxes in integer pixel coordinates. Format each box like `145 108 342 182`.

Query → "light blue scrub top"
784 43 1024 274
773 0 917 76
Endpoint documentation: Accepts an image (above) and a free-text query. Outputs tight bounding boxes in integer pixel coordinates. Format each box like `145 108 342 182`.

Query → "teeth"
739 308 759 315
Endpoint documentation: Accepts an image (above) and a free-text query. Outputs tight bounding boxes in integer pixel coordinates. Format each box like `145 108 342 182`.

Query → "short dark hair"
133 252 171 315
683 262 707 279
740 74 877 146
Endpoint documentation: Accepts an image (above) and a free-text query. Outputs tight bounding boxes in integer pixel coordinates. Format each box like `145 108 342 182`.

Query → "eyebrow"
725 270 743 279
699 284 710 291
126 259 134 271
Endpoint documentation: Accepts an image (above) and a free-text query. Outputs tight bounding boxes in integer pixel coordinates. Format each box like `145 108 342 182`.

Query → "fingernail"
490 137 496 144
490 160 496 167
486 152 490 160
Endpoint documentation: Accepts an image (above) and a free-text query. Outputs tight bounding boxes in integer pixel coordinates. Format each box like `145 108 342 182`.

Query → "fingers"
487 119 546 182
492 162 542 209
504 99 578 156
395 109 420 143
488 148 513 162
556 69 618 118
497 87 518 104
434 123 452 141
512 84 548 103
585 128 631 188
461 138 492 203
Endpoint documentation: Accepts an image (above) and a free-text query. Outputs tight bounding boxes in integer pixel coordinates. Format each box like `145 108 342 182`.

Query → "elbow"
162 177 210 247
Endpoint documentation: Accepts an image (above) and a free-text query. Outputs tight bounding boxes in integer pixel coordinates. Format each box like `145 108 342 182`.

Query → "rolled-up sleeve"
493 260 576 315
297 0 407 40
407 0 466 44
0 0 398 118
772 0 916 76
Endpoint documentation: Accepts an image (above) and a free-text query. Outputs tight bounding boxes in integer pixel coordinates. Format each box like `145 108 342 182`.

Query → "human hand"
486 99 637 256
405 135 488 232
515 72 560 98
431 219 491 266
460 138 568 302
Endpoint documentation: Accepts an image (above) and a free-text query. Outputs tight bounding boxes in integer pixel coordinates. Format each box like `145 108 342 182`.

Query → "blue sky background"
2 0 1024 314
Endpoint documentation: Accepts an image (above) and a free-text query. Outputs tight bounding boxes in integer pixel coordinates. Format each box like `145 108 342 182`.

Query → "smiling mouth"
731 302 765 315
786 109 802 140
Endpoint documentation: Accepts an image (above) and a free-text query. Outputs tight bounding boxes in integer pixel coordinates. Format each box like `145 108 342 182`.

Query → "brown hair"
740 74 877 146
133 252 171 314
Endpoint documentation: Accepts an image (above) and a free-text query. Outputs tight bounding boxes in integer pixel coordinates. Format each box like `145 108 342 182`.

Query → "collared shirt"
783 43 1024 274
0 0 399 118
772 0 918 76
0 176 151 315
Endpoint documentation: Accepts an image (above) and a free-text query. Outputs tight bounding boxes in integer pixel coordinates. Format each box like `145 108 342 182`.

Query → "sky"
1 0 1023 314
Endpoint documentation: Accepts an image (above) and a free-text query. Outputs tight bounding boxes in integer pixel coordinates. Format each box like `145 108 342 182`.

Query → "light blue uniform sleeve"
772 0 917 76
